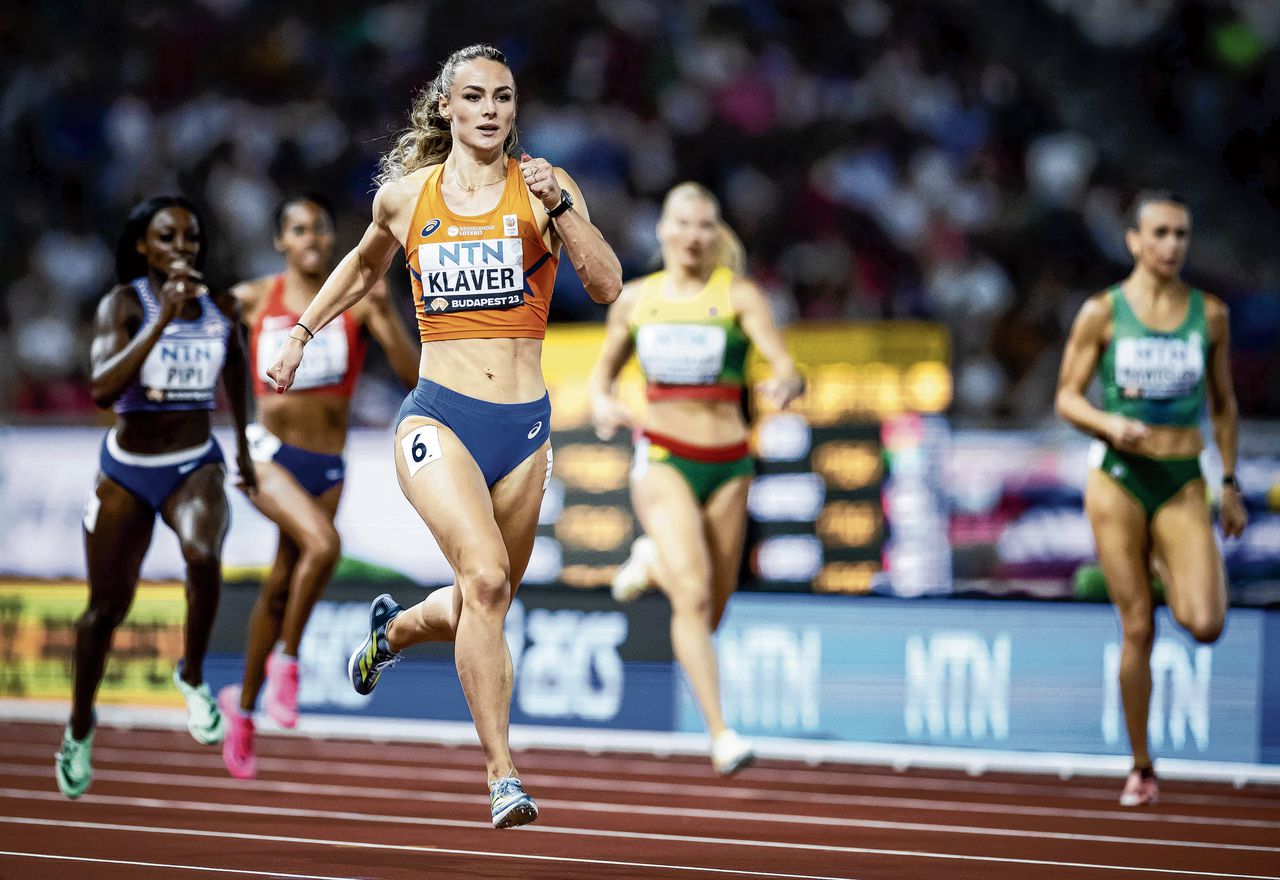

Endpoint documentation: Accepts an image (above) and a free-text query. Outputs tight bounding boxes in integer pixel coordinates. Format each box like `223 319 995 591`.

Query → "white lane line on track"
0 851 361 879
10 726 1280 813
0 816 860 880
2 785 1278 865
8 706 1280 791
6 764 1271 846
18 728 1278 808
2 812 1277 880
3 752 1276 833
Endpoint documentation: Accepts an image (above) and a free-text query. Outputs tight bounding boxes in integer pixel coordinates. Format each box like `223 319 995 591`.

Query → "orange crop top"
405 159 558 342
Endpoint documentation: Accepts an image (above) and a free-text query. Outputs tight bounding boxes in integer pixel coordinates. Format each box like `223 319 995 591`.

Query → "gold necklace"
451 164 505 195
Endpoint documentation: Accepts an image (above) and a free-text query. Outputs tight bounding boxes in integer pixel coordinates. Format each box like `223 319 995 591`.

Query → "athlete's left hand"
520 152 562 211
268 338 305 393
236 447 259 496
759 370 805 410
1220 486 1248 538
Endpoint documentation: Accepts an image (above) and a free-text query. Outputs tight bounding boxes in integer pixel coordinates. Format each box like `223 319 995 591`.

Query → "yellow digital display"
752 362 951 423
559 564 623 589
554 504 634 552
811 441 883 489
816 501 883 547
815 562 879 594
554 444 632 493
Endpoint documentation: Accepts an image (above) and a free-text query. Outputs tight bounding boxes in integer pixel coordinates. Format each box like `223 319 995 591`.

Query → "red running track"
1 720 1278 879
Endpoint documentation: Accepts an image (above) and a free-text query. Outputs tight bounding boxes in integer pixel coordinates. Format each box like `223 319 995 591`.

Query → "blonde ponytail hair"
660 182 746 275
376 43 520 186
714 220 747 276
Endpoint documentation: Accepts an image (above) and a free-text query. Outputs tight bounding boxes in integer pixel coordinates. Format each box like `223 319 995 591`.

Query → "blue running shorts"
99 428 225 511
247 424 345 497
396 378 550 487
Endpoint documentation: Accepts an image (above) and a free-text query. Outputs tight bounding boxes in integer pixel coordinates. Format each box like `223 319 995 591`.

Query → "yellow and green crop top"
628 266 750 402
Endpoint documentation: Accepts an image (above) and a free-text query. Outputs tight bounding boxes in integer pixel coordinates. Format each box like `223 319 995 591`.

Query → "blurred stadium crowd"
2 0 1277 424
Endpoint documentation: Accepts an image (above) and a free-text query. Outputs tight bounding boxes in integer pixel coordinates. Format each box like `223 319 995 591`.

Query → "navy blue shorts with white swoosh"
396 378 550 487
99 429 225 511
247 424 345 496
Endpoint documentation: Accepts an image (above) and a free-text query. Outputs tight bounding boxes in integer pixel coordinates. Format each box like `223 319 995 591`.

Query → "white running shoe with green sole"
173 666 226 745
55 724 94 799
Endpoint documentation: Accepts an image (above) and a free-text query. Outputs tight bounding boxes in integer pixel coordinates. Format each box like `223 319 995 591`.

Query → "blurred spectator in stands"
1 0 1275 425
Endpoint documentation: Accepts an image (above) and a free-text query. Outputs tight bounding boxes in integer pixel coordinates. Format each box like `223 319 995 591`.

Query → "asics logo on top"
527 421 543 439
421 219 441 238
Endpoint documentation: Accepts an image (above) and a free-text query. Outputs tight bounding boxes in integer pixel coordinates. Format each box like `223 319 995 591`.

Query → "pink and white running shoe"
1120 768 1159 807
264 652 299 729
218 685 256 780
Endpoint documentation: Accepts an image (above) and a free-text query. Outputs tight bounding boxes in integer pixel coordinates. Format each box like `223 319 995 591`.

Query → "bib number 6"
400 425 442 478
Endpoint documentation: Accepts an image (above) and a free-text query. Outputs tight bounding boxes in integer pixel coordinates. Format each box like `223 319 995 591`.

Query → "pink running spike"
1119 769 1159 807
217 685 256 780
264 652 299 729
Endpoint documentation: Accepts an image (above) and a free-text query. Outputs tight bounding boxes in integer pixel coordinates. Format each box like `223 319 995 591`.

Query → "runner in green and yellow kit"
1056 190 1248 807
588 182 803 776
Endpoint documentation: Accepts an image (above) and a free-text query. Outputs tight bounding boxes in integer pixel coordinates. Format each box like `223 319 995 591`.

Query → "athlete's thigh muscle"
1150 479 1226 628
251 458 340 546
84 474 157 597
394 416 508 579
489 440 552 593
632 462 712 597
1084 469 1152 615
702 475 750 622
160 463 230 556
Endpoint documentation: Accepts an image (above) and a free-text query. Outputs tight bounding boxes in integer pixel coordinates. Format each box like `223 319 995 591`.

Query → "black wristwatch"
545 189 574 219
1222 474 1241 491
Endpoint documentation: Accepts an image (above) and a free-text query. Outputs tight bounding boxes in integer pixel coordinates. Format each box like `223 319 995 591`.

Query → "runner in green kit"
1055 190 1248 806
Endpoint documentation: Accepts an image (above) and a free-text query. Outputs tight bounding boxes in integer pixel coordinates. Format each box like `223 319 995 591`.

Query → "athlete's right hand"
591 395 632 441
267 338 305 394
759 370 805 411
157 260 207 317
1106 414 1150 451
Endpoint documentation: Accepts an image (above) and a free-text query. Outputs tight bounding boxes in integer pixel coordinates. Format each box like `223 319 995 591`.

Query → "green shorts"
636 431 755 505
1090 441 1202 519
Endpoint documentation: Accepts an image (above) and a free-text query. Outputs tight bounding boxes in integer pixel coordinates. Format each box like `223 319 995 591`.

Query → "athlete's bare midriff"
642 398 747 448
1114 423 1204 459
114 410 213 455
257 392 351 456
418 336 547 403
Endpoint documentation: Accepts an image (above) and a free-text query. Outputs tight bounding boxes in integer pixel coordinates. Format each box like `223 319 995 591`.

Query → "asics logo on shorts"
527 421 543 439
